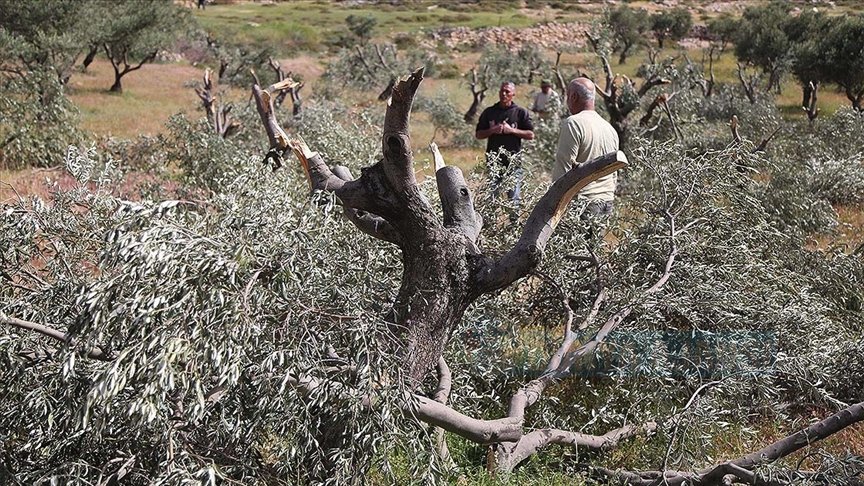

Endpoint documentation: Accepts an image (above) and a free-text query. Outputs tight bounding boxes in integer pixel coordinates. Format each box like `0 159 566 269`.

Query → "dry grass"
67 60 206 138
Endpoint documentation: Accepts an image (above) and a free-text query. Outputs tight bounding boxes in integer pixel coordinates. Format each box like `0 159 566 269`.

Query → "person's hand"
499 122 513 135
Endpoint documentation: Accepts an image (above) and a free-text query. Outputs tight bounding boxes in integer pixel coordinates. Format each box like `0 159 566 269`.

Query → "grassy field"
67 60 204 138
194 0 596 52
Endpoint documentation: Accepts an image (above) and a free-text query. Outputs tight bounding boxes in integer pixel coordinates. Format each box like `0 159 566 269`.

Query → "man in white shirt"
553 77 620 218
530 80 558 115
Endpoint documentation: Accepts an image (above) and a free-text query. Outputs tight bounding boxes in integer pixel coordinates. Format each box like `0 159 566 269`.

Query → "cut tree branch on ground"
584 400 864 485
1 312 112 361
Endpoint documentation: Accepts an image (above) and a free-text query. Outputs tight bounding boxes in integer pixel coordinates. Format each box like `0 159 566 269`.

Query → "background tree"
733 2 792 94
0 0 89 85
819 16 864 111
90 0 190 93
650 7 692 49
706 13 738 52
346 14 376 46
785 9 835 120
608 5 650 64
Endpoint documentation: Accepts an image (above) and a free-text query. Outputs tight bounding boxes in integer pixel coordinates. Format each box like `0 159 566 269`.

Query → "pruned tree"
463 65 489 123
684 46 719 98
594 53 672 145
737 62 760 105
267 57 303 117
194 68 241 139
252 68 627 384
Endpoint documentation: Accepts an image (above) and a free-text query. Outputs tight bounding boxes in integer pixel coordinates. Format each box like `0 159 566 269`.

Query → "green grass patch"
194 1 577 53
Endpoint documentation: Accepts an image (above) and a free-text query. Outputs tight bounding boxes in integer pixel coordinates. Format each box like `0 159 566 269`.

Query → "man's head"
541 80 552 94
499 82 516 106
566 77 596 115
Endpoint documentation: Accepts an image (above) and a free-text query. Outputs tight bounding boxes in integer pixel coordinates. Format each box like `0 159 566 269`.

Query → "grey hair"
568 79 595 102
501 81 516 90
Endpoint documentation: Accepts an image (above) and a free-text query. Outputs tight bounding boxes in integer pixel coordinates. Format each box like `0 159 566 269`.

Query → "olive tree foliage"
0 69 81 169
733 2 793 94
0 0 90 85
814 16 864 111
3 63 864 484
413 90 478 148
480 45 548 85
607 5 650 65
649 7 692 50
320 43 439 100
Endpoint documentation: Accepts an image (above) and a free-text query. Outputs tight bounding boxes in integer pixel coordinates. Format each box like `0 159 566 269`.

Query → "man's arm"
506 109 534 140
475 109 496 139
476 121 503 140
500 123 534 140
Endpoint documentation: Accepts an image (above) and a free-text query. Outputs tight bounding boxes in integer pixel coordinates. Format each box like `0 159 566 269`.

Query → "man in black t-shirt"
475 81 535 204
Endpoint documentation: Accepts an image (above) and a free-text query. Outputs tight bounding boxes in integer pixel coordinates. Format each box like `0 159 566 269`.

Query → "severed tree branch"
330 165 402 245
381 68 424 192
488 206 682 473
478 151 628 293
430 143 482 246
586 399 864 485
1 313 112 361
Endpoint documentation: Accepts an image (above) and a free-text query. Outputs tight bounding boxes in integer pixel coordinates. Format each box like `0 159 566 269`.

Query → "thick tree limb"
430 143 482 245
587 400 864 485
410 395 523 444
1 313 112 361
379 68 439 234
331 166 402 245
381 68 424 192
251 82 294 167
477 151 627 293
637 75 671 98
432 357 456 468
498 422 658 471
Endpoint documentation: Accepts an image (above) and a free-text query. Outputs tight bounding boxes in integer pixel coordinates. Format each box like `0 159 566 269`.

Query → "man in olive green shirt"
553 77 620 217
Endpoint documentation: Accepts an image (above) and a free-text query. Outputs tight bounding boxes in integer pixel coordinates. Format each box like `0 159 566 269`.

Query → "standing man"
475 81 535 205
553 77 620 218
531 80 559 116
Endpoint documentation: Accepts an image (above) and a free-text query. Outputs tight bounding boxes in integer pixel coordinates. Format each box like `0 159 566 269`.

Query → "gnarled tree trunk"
252 68 627 385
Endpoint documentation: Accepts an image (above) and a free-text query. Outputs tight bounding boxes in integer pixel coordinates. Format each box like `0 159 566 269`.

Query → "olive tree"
650 8 692 49
733 3 792 94
2 66 864 484
608 5 650 65
89 0 190 93
0 0 89 85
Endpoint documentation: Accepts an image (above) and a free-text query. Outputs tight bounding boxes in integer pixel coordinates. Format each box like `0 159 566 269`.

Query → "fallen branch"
1 312 112 361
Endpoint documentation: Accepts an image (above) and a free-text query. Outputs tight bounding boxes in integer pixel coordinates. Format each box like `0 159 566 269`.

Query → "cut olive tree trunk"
252 68 627 385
